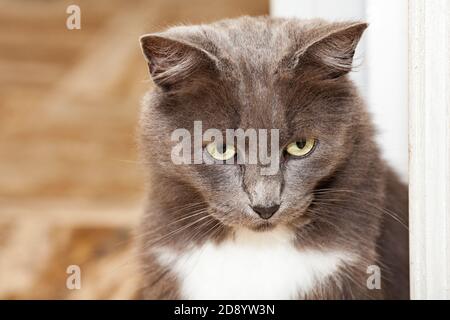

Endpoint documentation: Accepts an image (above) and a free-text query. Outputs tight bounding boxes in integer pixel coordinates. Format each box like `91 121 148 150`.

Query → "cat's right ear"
284 22 368 80
139 34 219 90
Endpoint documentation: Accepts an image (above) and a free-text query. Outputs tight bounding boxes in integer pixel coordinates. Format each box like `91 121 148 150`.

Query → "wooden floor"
0 0 268 299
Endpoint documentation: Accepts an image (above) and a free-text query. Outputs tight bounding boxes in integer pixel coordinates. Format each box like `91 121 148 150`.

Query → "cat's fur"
138 16 409 299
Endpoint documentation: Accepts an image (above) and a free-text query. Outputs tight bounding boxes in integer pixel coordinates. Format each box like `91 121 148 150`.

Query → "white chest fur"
155 228 354 299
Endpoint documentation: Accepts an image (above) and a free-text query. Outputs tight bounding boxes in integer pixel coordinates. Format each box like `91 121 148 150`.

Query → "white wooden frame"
408 0 450 300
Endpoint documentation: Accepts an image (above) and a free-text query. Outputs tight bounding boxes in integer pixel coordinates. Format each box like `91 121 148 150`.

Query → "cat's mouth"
246 214 312 232
250 220 277 232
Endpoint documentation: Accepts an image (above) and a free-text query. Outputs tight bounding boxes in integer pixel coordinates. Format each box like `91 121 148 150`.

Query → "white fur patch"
155 228 355 299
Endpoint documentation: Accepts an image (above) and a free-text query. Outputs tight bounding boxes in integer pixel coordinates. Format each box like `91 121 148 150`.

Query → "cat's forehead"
164 17 326 69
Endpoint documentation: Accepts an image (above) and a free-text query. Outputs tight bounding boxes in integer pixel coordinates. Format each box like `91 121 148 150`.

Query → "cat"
137 16 409 300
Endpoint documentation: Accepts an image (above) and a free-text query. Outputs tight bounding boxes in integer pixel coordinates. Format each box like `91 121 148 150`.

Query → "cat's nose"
252 204 280 219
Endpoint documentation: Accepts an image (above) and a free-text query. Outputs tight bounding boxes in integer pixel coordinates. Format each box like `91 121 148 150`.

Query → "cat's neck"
154 226 357 299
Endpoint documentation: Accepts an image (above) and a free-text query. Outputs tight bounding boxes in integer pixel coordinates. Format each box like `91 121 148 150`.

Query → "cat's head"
139 17 371 232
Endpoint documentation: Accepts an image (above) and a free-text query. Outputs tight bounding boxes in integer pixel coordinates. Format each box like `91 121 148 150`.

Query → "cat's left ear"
291 22 368 79
139 33 219 90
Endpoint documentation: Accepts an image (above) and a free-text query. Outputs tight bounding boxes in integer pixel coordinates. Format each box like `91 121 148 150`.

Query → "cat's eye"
206 142 236 161
286 138 316 157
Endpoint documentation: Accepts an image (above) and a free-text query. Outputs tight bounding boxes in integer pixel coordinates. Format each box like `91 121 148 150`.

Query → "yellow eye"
286 138 316 157
206 142 236 161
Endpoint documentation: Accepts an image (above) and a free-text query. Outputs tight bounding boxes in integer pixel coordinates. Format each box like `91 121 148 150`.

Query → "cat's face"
140 17 368 231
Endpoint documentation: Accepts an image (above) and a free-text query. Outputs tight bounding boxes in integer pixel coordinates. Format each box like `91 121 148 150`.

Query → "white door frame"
408 0 450 300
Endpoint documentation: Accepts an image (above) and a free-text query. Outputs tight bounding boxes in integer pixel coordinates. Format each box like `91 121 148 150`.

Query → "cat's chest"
155 228 354 299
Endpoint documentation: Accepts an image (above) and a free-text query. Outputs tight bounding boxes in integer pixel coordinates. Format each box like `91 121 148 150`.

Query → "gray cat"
137 16 409 299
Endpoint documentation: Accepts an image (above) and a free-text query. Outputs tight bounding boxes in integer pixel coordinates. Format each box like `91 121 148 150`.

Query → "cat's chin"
247 221 277 232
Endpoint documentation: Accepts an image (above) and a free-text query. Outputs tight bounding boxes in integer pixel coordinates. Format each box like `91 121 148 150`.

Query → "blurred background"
0 0 407 299
0 0 269 299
